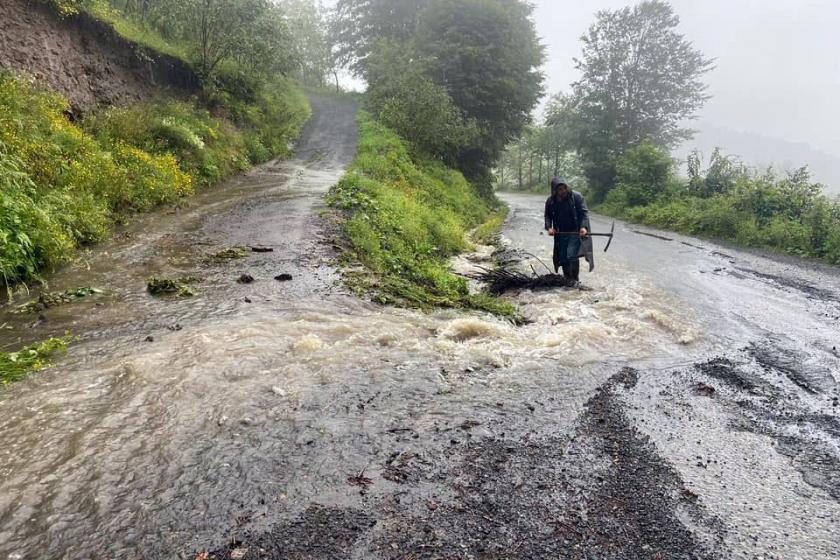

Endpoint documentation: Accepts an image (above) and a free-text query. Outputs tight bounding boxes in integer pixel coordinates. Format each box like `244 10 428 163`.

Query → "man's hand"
548 228 556 237
579 227 588 237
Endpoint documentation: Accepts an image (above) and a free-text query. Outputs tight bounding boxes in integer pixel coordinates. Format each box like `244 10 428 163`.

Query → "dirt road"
0 98 838 560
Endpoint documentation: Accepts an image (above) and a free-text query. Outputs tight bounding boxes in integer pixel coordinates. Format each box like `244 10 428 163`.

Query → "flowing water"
1 97 839 559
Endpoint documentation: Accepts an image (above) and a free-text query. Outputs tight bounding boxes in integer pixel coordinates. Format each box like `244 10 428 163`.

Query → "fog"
533 0 840 191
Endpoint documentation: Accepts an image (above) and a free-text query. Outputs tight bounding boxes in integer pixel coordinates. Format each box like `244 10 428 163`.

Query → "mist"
533 0 840 192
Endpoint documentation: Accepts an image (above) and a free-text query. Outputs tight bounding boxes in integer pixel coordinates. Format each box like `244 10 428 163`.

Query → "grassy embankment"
1 4 310 379
328 112 515 317
598 195 840 264
593 143 840 265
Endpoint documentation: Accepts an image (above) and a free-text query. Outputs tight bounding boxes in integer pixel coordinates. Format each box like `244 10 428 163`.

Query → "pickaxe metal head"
603 221 615 253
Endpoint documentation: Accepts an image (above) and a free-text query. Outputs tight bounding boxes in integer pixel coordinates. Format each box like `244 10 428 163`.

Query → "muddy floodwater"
1 97 839 560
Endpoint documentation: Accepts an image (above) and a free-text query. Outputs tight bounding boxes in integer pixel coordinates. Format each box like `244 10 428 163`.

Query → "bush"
597 145 840 264
83 101 248 187
329 112 514 316
0 73 198 283
218 77 311 163
613 140 675 207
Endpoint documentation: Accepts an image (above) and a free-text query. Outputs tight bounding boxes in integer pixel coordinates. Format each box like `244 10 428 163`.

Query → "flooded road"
1 97 839 559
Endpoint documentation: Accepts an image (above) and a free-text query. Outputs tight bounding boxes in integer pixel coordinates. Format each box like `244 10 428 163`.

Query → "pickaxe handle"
547 221 615 252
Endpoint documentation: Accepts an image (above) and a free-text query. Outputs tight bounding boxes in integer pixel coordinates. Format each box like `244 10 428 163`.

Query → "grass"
473 206 509 245
328 112 516 318
0 70 309 287
0 337 69 385
85 2 191 62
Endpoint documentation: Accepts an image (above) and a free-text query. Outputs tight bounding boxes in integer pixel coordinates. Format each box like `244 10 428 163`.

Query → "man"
544 177 590 281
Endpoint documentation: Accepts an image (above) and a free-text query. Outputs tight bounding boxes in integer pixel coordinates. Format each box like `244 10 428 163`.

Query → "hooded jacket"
544 179 591 233
544 178 595 271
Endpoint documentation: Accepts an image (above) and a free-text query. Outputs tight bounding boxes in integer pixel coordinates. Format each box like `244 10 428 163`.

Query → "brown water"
1 97 839 559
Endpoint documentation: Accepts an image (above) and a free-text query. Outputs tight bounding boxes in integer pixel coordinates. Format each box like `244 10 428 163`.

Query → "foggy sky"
533 0 840 162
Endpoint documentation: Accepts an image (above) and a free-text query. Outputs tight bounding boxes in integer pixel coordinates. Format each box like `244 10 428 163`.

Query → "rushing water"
1 98 839 559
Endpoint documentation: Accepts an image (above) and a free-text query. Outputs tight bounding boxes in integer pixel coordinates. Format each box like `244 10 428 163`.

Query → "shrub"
84 101 248 187
0 72 193 283
613 140 675 207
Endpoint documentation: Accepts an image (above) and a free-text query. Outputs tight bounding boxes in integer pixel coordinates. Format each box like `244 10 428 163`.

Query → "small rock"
250 246 274 253
230 547 249 560
243 297 252 303
145 335 154 343
167 323 182 331
274 274 293 282
240 417 255 426
237 274 255 284
218 415 229 426
271 386 286 397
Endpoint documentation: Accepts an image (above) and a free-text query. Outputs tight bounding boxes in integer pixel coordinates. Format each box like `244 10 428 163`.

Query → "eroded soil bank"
0 101 838 560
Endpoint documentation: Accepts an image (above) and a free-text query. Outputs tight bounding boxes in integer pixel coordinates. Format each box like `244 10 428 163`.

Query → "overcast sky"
533 0 840 159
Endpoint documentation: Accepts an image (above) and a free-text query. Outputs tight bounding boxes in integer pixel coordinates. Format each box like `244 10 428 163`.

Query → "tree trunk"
528 152 533 187
517 144 523 190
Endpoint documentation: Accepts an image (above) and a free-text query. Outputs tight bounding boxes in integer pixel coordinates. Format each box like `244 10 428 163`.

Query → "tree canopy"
571 0 714 200
334 0 544 193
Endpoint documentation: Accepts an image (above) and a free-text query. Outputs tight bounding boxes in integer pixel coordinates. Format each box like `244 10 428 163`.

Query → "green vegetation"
335 0 544 193
330 0 542 315
570 0 713 201
472 207 509 246
328 113 515 316
0 72 192 285
600 145 840 264
497 101 586 194
1 337 69 384
0 69 307 286
497 0 838 266
147 276 199 297
13 287 102 314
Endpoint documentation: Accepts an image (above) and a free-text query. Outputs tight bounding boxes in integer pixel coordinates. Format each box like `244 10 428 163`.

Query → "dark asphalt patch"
370 368 724 560
734 267 839 302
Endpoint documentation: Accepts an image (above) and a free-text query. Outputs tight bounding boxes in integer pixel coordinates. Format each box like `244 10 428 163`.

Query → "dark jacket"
544 190 591 233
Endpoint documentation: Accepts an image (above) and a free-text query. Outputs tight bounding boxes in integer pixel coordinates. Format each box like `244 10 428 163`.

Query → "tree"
415 0 544 189
283 0 333 88
572 0 714 200
366 44 478 164
150 0 297 83
332 0 429 75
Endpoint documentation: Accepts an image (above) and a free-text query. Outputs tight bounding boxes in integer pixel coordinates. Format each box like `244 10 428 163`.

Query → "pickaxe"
548 221 616 252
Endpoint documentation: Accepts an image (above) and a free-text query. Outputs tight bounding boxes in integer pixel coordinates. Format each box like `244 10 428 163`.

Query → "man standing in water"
545 177 590 281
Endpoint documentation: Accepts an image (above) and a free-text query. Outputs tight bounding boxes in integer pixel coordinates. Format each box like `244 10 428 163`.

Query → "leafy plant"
328 112 515 317
1 337 70 384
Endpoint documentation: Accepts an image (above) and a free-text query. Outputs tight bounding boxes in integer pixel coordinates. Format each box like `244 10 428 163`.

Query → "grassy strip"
596 194 840 264
0 71 308 286
328 112 516 317
1 337 69 384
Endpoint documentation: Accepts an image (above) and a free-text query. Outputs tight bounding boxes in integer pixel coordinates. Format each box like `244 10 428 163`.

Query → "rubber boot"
570 260 580 282
561 264 571 278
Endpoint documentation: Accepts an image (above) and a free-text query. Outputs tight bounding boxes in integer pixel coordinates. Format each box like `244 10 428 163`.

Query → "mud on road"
1 108 839 560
